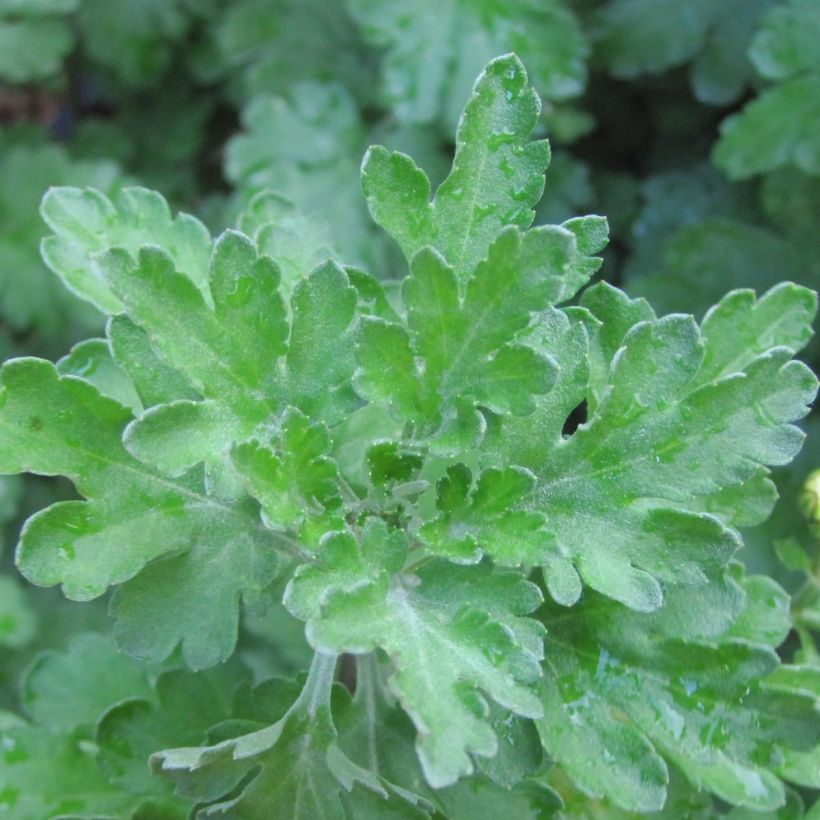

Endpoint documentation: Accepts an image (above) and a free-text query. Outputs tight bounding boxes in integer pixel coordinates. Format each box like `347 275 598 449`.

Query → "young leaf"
354 223 603 450
362 54 551 280
103 231 358 483
418 464 550 566
232 407 343 541
226 82 383 270
285 518 544 788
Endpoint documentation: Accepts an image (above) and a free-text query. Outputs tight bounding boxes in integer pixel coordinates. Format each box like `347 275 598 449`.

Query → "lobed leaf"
0 358 278 669
285 518 545 788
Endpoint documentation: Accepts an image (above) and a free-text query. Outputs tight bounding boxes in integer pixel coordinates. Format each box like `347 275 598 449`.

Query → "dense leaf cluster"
0 2 819 819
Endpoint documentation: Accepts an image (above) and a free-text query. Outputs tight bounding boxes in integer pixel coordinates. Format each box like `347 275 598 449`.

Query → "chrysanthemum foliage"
0 55 817 819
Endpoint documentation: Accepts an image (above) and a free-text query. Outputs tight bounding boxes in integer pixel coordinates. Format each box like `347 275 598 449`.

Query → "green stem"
298 652 338 717
272 531 312 562
791 576 820 623
403 551 433 573
355 654 380 774
337 474 361 505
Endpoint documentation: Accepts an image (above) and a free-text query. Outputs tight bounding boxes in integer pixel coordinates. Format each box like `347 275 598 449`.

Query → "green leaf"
537 574 820 813
153 654 421 819
106 233 286 477
714 76 820 179
284 258 359 424
97 664 250 805
57 337 143 414
0 138 124 339
621 165 759 291
764 665 820 789
696 284 817 385
22 632 153 730
215 0 373 102
232 407 343 540
0 358 279 669
348 1 587 127
106 234 357 482
488 286 817 611
41 186 212 315
484 307 594 486
0 630 167 818
225 82 384 270
0 575 36 649
626 219 811 319
286 518 544 787
594 0 775 105
108 315 198 409
418 464 550 566
236 192 335 301
362 54 551 280
355 223 600 448
76 0 191 87
336 657 555 818
749 0 820 80
714 0 820 178
0 15 73 83
0 721 139 819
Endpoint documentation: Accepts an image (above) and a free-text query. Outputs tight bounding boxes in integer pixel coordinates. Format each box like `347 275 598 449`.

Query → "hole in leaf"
562 400 587 436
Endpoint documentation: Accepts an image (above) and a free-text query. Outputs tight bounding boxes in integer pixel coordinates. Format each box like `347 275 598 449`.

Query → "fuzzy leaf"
153 655 423 819
41 185 212 314
362 54 551 280
285 518 544 788
106 233 357 482
232 407 343 541
537 574 820 813
225 82 383 269
419 464 549 566
488 284 817 611
0 359 279 669
354 223 601 448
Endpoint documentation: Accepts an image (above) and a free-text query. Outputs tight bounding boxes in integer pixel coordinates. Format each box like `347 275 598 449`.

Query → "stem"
792 577 820 619
355 654 380 774
337 474 361 505
298 652 338 717
272 531 312 562
403 552 434 574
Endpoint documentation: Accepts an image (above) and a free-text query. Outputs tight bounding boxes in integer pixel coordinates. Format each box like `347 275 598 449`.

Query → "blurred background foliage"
0 1 818 813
